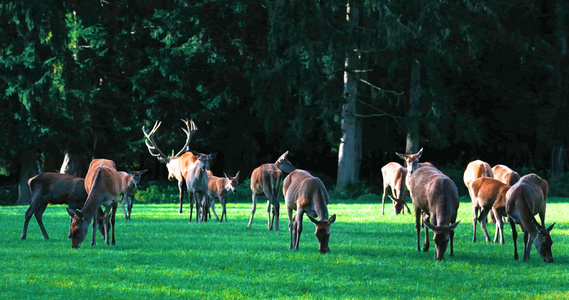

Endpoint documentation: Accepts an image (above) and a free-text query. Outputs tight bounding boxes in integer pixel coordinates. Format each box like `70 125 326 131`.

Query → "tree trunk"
59 152 87 177
405 59 421 154
15 149 40 205
336 3 361 191
551 145 565 177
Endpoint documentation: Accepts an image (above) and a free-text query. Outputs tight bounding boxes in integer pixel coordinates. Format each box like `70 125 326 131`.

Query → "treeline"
1 1 568 203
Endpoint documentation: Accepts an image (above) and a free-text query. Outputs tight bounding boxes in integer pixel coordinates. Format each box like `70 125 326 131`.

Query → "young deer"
506 173 555 262
67 159 123 248
397 149 460 260
381 162 410 215
469 177 510 244
208 171 240 222
118 169 148 220
248 151 296 231
283 169 336 253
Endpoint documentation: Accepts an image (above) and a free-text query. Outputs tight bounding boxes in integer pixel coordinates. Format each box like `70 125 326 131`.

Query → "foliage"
1 202 568 299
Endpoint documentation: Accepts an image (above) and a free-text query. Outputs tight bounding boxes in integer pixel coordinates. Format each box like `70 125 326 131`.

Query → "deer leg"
287 206 294 249
509 218 518 260
472 205 479 242
422 214 430 252
22 198 42 240
128 193 134 220
91 215 97 247
381 186 388 215
293 210 304 250
178 180 185 214
267 200 273 230
414 208 422 252
210 196 220 222
102 205 112 245
479 208 491 242
188 190 194 223
273 200 280 232
404 202 411 215
247 193 257 228
523 230 532 261
194 192 201 223
493 209 504 244
120 193 129 220
221 196 227 222
111 202 117 245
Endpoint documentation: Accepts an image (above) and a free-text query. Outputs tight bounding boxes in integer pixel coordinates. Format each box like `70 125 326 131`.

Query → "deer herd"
19 119 556 262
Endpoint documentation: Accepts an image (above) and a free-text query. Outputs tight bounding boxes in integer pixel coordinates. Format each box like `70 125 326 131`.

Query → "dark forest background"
2 0 569 204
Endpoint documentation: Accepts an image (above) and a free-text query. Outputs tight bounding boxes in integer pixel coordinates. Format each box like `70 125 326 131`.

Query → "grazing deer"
380 162 410 215
142 119 197 213
283 169 336 253
492 164 520 186
67 159 123 248
208 171 240 222
397 149 460 260
506 173 555 262
469 177 510 244
22 172 106 240
248 151 296 231
463 160 493 197
118 169 148 220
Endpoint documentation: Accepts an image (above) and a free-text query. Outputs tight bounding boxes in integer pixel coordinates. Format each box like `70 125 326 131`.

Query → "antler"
142 121 169 161
174 119 198 157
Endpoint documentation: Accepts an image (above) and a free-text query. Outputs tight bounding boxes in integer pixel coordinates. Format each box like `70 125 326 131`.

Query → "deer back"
251 163 282 196
88 159 116 171
469 177 510 209
463 160 493 188
28 172 87 206
408 166 459 225
283 170 330 218
492 164 520 186
381 162 407 199
506 174 547 229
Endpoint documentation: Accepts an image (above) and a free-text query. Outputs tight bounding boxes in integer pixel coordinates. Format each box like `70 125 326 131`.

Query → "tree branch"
359 79 405 96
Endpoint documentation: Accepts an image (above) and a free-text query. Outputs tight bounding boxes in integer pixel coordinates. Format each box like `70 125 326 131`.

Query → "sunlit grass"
1 197 568 299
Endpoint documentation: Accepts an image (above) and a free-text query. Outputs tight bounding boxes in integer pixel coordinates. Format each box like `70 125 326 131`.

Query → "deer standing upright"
248 151 296 231
118 169 148 220
208 171 240 222
142 119 197 214
283 169 336 253
381 162 410 215
22 173 106 240
67 159 123 248
506 173 555 262
397 148 460 260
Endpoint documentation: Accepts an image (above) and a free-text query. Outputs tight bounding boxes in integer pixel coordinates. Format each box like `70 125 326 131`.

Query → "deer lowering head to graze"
142 119 197 213
397 149 460 260
248 151 296 231
22 173 106 240
118 169 148 220
380 162 410 215
283 169 336 253
492 164 520 186
67 159 123 249
463 160 493 196
208 171 240 222
469 177 510 244
506 173 555 263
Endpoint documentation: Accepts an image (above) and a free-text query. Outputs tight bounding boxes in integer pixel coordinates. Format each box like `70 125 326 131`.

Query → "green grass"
1 197 568 299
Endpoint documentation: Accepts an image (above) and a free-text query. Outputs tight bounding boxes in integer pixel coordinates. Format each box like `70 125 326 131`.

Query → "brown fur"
506 173 555 262
463 160 493 196
68 159 123 249
381 162 410 215
492 164 520 186
207 171 240 222
118 170 148 220
248 152 295 231
469 177 510 244
283 169 336 253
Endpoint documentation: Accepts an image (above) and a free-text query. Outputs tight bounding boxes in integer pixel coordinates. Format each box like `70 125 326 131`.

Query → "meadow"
1 197 568 299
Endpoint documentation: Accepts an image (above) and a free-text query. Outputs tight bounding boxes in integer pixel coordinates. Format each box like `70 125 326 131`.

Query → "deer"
463 160 493 197
248 151 296 231
468 177 510 244
397 148 460 260
506 173 555 262
283 169 336 253
118 169 148 220
380 162 410 215
492 164 520 186
67 159 123 248
207 171 240 222
142 119 197 214
21 172 106 240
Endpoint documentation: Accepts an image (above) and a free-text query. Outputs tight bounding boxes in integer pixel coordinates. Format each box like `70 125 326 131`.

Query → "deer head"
307 214 337 254
396 148 423 174
143 119 197 180
532 220 555 263
129 169 148 189
423 220 461 260
224 171 240 193
67 209 89 249
275 151 296 173
388 194 407 215
192 151 215 172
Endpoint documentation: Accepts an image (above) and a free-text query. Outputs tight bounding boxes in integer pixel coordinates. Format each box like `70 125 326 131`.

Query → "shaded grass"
1 197 568 299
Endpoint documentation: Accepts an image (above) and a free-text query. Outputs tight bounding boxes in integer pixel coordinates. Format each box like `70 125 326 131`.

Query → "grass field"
1 197 568 299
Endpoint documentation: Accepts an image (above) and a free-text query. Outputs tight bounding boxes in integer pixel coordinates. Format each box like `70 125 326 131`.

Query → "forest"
1 0 569 204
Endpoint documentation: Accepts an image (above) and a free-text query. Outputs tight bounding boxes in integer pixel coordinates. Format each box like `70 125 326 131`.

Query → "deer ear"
307 215 320 225
66 207 76 217
417 148 423 158
395 152 406 160
208 153 216 160
139 169 148 175
329 214 336 224
423 221 437 231
449 220 461 230
235 170 240 178
547 222 556 232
